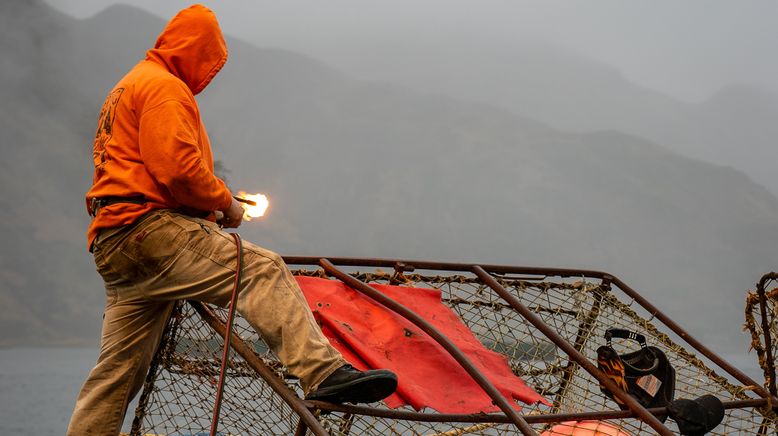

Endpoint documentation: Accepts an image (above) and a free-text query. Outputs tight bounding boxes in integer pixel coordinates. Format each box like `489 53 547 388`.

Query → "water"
0 347 138 435
0 347 765 435
0 347 97 435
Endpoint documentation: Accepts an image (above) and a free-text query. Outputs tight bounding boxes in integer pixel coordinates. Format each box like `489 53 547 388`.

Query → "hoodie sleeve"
138 98 233 212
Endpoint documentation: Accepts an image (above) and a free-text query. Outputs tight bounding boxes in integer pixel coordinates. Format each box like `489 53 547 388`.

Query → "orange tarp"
297 276 551 413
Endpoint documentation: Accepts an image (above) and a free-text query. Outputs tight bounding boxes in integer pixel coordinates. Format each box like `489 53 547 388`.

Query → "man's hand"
220 197 244 228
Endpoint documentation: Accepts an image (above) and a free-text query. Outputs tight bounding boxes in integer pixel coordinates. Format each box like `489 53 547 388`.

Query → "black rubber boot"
306 364 398 404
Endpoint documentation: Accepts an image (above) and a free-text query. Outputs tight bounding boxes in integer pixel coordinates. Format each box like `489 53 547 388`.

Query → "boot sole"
306 372 398 404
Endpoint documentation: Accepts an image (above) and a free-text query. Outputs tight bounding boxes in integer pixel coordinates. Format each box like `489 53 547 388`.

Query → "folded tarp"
296 276 551 413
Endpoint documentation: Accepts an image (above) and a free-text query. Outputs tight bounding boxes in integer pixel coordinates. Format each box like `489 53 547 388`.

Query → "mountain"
0 0 100 344
312 35 778 195
1 1 776 358
647 84 778 195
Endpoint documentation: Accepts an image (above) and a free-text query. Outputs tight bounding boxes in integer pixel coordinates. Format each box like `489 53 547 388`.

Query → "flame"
237 191 269 221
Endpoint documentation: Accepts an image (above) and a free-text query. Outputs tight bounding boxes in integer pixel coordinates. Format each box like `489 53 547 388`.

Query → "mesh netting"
128 267 777 435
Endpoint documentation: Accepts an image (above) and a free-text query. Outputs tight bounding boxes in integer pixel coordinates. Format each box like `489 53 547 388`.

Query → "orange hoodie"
85 4 232 248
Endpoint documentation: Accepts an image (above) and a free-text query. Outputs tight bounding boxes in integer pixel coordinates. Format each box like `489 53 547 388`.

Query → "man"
68 5 397 435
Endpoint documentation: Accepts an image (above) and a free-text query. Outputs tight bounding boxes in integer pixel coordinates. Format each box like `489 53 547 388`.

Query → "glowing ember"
237 191 269 221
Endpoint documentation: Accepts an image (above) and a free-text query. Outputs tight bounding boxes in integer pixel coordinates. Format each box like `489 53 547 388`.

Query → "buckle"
89 197 102 217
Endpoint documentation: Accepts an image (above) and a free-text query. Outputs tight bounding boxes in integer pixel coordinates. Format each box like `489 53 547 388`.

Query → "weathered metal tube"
304 398 767 424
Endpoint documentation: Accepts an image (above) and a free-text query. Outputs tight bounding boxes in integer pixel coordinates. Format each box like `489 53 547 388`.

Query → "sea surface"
0 347 139 435
0 347 765 435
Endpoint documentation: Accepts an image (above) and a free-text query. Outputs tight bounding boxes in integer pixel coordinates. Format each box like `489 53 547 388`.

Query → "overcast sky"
45 0 778 102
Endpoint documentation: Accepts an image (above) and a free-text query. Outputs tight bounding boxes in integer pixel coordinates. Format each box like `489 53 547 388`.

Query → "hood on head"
146 4 228 95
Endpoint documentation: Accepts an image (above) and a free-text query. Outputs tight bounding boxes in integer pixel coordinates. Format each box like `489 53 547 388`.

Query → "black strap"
89 196 146 216
89 195 212 222
98 195 147 207
605 328 659 374
605 328 648 349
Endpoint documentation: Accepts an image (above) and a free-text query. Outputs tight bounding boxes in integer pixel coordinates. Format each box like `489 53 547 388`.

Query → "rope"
210 232 243 436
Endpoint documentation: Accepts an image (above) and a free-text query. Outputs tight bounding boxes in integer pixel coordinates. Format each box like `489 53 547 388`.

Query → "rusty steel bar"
319 259 539 436
757 272 778 398
284 256 772 401
472 265 673 435
304 398 768 425
284 256 605 278
294 419 309 436
190 301 330 436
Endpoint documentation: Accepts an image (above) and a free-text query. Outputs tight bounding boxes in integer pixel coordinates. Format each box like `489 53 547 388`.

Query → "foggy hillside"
312 35 778 196
1 0 776 361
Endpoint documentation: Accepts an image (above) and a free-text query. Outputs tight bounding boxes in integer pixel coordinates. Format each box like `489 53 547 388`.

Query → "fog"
1 0 776 388
46 0 778 102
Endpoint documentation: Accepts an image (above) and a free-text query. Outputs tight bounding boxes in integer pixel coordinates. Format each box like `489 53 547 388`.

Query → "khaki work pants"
67 210 345 436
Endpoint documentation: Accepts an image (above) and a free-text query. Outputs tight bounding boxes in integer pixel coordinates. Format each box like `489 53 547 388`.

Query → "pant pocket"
115 213 187 279
93 244 126 288
173 214 237 269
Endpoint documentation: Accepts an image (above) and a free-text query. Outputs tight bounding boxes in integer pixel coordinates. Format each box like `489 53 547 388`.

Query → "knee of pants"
243 246 286 274
264 250 284 266
259 247 284 265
